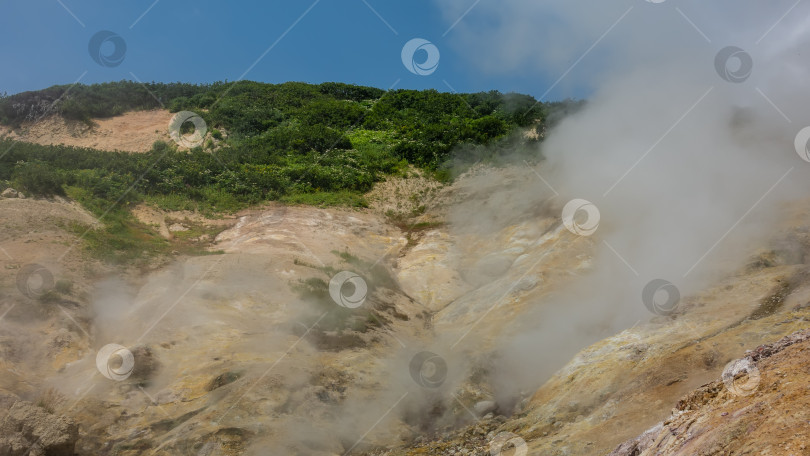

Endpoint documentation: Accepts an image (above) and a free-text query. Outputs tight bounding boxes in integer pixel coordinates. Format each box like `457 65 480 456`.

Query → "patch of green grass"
345 128 397 147
186 248 225 256
166 217 227 242
328 249 397 290
142 192 238 219
332 249 364 266
142 193 199 212
280 190 368 208
64 186 221 264
293 257 334 274
63 205 166 265
410 221 445 232
290 248 405 342
67 217 169 264
197 185 248 212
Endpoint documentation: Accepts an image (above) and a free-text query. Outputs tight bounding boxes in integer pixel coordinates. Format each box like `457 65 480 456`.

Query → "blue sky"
0 0 575 99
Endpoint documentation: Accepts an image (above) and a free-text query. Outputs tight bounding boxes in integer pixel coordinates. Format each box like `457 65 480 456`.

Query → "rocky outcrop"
3 163 810 455
1 188 20 198
0 394 79 456
608 329 810 456
607 423 662 456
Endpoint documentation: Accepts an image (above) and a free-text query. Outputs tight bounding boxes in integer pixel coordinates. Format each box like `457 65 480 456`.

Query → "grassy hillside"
0 80 582 262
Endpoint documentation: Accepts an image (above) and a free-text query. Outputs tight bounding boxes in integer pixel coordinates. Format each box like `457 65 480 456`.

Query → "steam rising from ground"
115 2 810 451
437 0 810 409
15 2 810 454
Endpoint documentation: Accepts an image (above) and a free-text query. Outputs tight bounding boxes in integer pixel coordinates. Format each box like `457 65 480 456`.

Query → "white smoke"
436 0 810 403
15 2 810 453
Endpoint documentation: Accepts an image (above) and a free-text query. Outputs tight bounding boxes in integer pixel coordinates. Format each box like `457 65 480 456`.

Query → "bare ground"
2 115 810 455
0 110 174 152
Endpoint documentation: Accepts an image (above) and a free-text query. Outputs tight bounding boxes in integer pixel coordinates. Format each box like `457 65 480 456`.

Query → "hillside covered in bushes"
0 80 581 260
0 81 583 205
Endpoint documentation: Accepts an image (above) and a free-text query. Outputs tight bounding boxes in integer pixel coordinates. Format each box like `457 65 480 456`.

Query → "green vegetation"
0 80 583 262
11 160 66 196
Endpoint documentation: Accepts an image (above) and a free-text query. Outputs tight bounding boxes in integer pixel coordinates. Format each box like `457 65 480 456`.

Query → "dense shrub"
318 82 384 101
0 81 584 209
0 80 584 168
0 81 588 262
11 161 65 196
301 99 365 129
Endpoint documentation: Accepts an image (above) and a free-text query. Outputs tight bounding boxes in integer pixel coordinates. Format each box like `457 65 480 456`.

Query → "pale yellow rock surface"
2 164 809 456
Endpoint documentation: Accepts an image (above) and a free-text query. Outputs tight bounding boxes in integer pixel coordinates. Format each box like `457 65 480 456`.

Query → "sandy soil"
0 110 174 152
608 329 810 455
2 106 810 455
